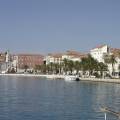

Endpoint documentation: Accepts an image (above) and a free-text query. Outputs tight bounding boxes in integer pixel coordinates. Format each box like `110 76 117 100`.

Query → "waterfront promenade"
0 73 120 83
0 74 65 79
80 77 120 84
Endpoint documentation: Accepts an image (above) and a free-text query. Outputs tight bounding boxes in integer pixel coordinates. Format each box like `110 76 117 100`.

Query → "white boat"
64 75 80 81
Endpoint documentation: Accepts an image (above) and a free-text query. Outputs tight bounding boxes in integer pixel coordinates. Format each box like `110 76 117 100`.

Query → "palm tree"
81 54 98 76
74 61 82 75
104 54 117 76
81 57 88 74
63 58 69 74
59 62 63 74
67 60 74 74
34 65 41 73
98 62 108 78
23 65 29 72
111 55 117 75
53 63 59 74
50 62 54 74
46 64 51 74
40 64 47 74
118 64 120 78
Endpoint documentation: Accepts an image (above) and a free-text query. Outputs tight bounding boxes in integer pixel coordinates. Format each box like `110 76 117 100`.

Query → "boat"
64 75 80 81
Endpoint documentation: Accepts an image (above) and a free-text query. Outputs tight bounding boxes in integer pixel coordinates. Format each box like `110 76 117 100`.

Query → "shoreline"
0 73 65 79
0 73 120 83
0 73 47 77
80 77 120 84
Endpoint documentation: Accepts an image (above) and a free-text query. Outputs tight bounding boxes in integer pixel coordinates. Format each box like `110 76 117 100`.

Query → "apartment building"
16 54 44 70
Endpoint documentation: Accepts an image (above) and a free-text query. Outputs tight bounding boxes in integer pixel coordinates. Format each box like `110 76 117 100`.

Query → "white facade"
90 45 109 63
62 55 81 62
45 51 82 65
45 55 62 65
107 56 120 76
11 55 18 71
90 45 120 77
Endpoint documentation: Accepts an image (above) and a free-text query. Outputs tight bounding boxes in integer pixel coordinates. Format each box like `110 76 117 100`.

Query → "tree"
40 64 47 74
53 63 60 74
81 54 98 76
74 61 82 74
62 58 69 74
34 65 41 73
23 65 29 72
104 54 117 76
50 62 54 74
98 62 108 78
67 60 74 74
46 64 51 74
118 64 120 78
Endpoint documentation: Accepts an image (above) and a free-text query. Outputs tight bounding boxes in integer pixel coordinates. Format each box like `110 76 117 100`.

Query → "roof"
48 53 63 58
91 44 107 50
110 48 120 57
65 50 86 58
17 54 44 58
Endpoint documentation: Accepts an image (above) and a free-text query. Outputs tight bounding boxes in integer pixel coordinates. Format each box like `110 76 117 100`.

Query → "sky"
0 0 120 54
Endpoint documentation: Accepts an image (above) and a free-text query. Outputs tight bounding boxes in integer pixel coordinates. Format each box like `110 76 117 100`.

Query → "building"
0 51 12 73
108 48 120 76
0 53 6 62
45 53 63 65
62 50 87 62
16 54 44 71
90 45 110 63
45 50 86 65
90 45 120 77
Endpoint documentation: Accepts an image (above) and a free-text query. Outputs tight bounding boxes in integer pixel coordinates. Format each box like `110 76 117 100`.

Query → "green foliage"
81 54 99 75
104 54 117 74
37 55 109 78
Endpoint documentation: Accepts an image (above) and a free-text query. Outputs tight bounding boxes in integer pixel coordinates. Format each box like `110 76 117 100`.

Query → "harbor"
0 0 120 120
1 73 120 84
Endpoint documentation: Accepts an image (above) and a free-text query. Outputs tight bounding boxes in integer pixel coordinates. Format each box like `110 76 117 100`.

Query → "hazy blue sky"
0 0 120 54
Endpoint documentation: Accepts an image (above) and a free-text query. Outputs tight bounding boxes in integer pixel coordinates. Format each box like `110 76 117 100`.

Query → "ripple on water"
0 76 119 120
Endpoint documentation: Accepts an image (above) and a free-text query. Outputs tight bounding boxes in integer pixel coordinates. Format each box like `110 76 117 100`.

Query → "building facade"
90 45 120 77
90 45 110 63
62 50 87 62
0 51 12 73
109 48 120 76
16 54 44 71
45 53 63 65
45 50 87 65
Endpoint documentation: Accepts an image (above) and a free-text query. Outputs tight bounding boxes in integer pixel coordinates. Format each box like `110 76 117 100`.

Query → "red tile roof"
91 44 107 50
48 53 63 58
110 48 120 57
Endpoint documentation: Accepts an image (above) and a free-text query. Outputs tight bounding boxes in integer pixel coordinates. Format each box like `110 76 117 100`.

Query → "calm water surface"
0 76 120 120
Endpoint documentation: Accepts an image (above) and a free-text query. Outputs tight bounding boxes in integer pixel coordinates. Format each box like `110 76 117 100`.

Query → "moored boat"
64 75 80 81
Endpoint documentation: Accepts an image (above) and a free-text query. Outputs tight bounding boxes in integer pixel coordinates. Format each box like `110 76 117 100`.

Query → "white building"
90 45 120 77
109 48 120 77
0 51 12 73
90 45 110 63
45 50 86 65
11 55 18 71
45 53 63 65
62 50 86 62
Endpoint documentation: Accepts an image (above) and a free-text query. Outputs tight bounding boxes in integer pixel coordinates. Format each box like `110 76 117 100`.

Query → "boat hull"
64 75 80 81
